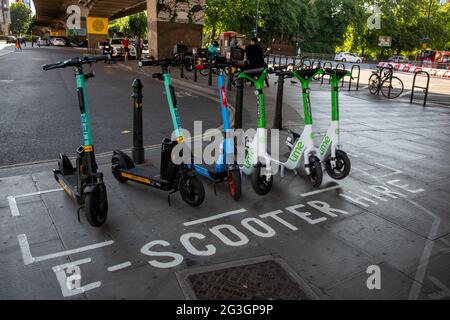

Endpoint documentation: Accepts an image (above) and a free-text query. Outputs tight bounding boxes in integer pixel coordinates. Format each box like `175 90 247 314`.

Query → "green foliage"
203 0 450 56
10 2 32 36
109 12 148 38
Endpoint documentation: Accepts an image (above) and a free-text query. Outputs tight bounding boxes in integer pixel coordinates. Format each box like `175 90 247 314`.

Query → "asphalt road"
0 46 222 166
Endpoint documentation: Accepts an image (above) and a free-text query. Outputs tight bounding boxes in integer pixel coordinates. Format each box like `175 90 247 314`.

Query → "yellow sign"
87 17 109 35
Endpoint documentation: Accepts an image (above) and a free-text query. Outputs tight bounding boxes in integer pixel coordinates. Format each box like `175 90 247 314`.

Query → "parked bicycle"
369 66 404 99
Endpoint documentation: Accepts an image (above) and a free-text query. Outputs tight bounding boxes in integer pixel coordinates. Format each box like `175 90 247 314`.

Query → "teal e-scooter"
43 55 109 228
111 59 205 207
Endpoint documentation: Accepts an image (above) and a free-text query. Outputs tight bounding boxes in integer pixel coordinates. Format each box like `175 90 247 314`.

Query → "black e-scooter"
112 58 205 207
43 55 109 228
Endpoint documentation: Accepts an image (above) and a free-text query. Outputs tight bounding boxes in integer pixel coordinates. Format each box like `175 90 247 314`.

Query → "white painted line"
17 234 114 265
8 196 20 217
14 188 63 199
107 261 132 272
183 209 247 227
375 162 403 177
301 185 341 197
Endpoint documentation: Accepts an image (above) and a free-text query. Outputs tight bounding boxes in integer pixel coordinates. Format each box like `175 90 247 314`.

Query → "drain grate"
176 256 319 300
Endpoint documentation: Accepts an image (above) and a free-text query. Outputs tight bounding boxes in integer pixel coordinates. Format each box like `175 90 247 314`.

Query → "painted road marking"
17 234 114 265
7 196 20 217
301 185 341 197
14 188 63 199
107 262 132 272
375 162 403 177
8 189 64 217
183 209 247 227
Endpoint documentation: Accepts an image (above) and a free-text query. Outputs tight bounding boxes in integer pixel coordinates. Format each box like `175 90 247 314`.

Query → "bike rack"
321 62 333 85
410 71 430 107
335 63 346 87
348 65 361 91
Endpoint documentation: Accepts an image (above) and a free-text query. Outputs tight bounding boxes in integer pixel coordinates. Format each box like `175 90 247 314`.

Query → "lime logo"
310 132 315 139
92 19 105 33
320 136 331 155
289 141 305 162
244 149 255 168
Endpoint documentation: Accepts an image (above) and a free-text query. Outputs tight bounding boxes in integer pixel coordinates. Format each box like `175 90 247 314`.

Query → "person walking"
15 38 22 51
208 41 220 60
135 37 142 61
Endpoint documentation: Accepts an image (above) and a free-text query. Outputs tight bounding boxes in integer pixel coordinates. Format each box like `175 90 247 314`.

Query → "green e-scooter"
43 55 110 228
239 67 274 195
318 68 351 179
282 68 324 187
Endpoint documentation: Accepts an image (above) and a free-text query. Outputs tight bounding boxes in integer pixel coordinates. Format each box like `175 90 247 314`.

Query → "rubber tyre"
325 150 351 180
356 59 361 64
308 156 323 188
342 58 346 63
85 186 108 228
381 76 404 99
181 175 205 207
112 156 128 184
251 165 273 196
227 169 242 201
368 74 380 95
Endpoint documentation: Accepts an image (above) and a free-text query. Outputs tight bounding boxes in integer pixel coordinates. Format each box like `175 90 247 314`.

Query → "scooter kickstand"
168 190 177 206
77 206 83 223
213 181 218 196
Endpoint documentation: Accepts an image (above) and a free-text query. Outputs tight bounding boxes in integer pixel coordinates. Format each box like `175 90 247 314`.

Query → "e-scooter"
193 61 242 200
111 59 205 207
318 68 351 179
238 67 274 195
43 55 109 228
280 68 324 187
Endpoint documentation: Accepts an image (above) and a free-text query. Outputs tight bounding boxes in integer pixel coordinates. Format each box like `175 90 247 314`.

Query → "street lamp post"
254 0 260 37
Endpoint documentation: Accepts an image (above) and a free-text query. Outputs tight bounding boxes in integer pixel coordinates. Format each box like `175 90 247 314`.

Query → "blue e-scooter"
192 61 242 200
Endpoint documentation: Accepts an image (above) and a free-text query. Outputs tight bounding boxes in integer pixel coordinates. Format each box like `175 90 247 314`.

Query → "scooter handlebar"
43 55 110 71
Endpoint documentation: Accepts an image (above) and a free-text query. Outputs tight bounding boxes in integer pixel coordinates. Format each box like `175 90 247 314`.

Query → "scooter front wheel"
181 175 205 207
325 150 351 180
308 156 323 188
84 185 108 228
251 165 273 196
227 169 242 201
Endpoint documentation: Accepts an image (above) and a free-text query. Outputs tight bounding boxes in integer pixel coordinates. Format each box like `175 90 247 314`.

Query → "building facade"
0 0 11 35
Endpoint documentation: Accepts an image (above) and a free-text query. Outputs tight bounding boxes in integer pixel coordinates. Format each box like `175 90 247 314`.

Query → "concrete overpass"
33 0 204 58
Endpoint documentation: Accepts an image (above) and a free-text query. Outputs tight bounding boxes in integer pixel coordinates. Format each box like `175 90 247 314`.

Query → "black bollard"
208 65 213 86
273 74 285 129
234 78 244 129
132 79 145 164
227 66 233 91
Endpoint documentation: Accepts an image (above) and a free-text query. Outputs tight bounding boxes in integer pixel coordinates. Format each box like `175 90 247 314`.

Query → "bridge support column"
146 0 205 59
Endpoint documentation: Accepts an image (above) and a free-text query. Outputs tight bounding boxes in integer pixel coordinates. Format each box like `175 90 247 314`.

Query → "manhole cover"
176 256 320 300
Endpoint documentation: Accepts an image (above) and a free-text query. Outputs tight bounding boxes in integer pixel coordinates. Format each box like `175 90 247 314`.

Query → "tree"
109 12 148 38
10 2 32 36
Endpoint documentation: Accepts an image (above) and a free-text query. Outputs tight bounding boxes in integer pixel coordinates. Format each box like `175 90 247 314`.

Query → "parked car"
0 35 16 43
37 38 51 46
388 55 409 63
334 52 363 63
98 39 109 50
49 37 66 46
110 38 137 59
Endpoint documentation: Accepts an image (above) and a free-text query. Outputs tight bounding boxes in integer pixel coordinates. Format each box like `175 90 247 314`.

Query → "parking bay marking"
107 261 132 272
17 234 114 265
183 209 247 227
8 188 64 217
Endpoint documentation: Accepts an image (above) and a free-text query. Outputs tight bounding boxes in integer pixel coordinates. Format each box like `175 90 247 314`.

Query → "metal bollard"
273 74 285 129
227 67 233 91
208 65 213 86
132 79 145 164
234 78 244 129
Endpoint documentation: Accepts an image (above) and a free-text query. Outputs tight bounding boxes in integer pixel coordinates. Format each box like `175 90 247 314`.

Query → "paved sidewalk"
1 59 450 300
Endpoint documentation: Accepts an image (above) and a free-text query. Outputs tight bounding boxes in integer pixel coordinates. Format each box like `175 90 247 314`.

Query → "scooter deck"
119 165 173 191
194 164 227 182
54 170 80 201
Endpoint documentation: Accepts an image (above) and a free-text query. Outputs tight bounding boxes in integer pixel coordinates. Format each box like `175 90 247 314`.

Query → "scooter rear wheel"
325 150 351 180
227 169 242 201
308 156 323 188
181 175 205 207
251 165 273 196
84 185 108 228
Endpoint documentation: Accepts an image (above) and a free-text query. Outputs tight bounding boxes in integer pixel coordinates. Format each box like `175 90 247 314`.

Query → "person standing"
208 41 219 60
122 38 130 61
245 38 269 86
